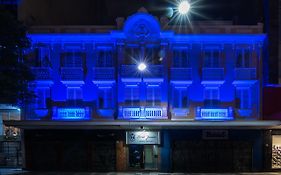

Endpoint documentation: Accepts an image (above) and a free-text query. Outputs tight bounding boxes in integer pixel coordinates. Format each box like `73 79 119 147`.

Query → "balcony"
31 67 53 84
61 67 84 84
120 65 164 82
93 67 115 84
233 68 257 84
201 68 225 84
119 106 167 119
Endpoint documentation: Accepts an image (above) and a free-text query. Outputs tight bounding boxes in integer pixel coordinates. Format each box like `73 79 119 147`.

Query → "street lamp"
138 63 147 71
178 1 190 15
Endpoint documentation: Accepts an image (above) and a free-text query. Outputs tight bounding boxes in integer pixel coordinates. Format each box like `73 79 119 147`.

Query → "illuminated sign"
53 108 90 120
196 108 233 120
126 131 160 145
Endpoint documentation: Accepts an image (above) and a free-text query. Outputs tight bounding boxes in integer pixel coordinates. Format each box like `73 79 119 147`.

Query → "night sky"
19 0 263 26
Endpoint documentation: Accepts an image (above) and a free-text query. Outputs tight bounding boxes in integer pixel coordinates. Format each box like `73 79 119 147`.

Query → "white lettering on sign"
126 131 160 144
57 108 86 119
200 108 229 119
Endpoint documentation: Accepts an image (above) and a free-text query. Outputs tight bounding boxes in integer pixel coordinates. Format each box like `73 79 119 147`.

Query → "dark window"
96 48 113 67
204 50 220 67
236 88 251 109
173 88 189 108
173 49 189 67
98 88 113 109
62 51 84 67
236 49 251 67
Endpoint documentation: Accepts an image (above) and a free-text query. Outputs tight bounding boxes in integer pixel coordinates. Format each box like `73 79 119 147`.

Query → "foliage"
0 10 34 106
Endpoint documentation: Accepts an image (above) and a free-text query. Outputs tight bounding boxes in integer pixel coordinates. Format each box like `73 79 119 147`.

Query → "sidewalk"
0 170 281 175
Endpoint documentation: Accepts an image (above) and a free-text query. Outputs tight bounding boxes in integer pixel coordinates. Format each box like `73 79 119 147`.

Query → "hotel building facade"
5 9 281 172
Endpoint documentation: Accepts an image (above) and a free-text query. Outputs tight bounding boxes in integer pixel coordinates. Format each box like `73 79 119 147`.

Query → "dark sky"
93 0 263 25
19 0 263 25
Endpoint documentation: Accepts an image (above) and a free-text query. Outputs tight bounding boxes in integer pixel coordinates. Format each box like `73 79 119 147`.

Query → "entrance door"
144 145 158 170
129 145 158 170
129 145 143 169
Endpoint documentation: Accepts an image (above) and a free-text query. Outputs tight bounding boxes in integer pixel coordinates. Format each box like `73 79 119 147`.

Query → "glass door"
144 145 158 170
129 145 144 169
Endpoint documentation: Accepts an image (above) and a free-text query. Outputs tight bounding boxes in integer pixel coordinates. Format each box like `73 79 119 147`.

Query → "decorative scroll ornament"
133 22 150 40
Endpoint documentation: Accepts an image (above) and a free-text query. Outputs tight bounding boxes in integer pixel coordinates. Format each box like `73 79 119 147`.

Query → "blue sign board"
52 107 90 120
196 108 233 120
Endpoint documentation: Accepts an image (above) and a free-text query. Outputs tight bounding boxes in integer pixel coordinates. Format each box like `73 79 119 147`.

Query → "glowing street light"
178 1 190 15
137 63 147 71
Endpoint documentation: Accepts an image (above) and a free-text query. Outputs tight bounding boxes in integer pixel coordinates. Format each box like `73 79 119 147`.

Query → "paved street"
1 169 281 175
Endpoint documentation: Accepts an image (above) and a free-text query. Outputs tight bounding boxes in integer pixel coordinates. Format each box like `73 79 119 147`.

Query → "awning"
3 120 281 130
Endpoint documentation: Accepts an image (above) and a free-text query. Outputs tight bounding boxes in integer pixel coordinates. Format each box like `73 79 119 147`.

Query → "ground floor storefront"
21 129 274 172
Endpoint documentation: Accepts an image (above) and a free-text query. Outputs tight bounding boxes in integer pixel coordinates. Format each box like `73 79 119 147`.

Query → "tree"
0 10 34 106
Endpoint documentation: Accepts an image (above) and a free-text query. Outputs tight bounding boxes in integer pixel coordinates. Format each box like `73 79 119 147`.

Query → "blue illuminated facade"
25 12 265 122
16 12 278 172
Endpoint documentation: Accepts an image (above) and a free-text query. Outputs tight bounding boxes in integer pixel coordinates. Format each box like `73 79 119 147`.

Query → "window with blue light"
61 46 85 67
124 45 141 64
35 87 50 108
203 49 221 68
204 87 220 107
25 44 51 67
98 87 114 109
235 87 251 109
145 45 161 65
146 84 161 106
67 87 83 100
236 49 251 68
172 46 190 67
125 84 140 106
172 87 189 109
124 44 161 65
96 46 114 67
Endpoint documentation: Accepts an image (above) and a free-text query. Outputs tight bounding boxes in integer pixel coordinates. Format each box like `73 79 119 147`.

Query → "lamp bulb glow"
138 63 147 71
178 1 190 15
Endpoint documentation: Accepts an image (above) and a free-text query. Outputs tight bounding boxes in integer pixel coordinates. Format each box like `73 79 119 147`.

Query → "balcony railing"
234 68 257 80
61 67 84 81
120 65 164 78
31 67 52 80
170 68 192 80
202 68 224 80
120 106 166 119
93 67 115 80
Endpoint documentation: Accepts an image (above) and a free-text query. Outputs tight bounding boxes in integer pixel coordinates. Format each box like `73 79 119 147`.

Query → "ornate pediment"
123 12 161 41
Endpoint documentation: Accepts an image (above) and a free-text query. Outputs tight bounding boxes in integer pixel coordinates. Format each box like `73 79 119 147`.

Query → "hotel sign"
126 131 160 145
